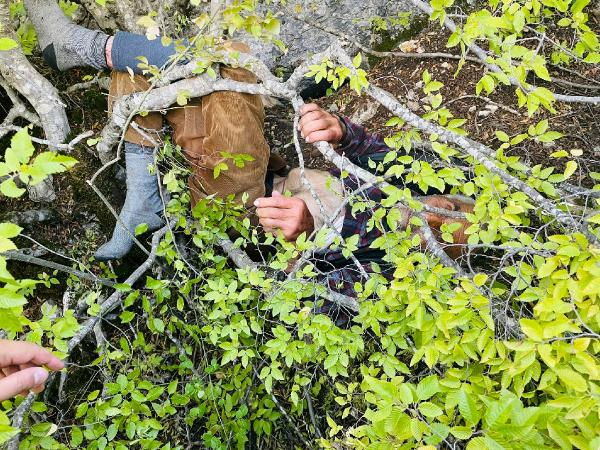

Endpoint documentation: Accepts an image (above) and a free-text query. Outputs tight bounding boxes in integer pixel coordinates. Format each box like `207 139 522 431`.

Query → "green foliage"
0 128 78 445
0 128 77 198
305 53 369 94
441 0 600 114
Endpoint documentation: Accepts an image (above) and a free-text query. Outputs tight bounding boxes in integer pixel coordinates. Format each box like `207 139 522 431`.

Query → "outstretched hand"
0 340 65 401
299 103 345 145
254 191 315 242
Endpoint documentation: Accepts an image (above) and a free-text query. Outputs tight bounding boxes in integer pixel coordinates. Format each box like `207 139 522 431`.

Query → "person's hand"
299 103 345 145
0 340 65 401
254 191 315 242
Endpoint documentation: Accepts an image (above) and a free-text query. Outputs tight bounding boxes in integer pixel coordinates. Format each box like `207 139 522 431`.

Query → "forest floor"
1 22 599 304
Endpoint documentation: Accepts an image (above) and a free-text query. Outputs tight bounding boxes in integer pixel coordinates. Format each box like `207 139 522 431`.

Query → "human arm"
299 104 392 167
0 340 65 401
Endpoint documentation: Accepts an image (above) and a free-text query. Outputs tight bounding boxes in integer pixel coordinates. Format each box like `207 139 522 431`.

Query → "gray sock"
24 0 109 71
95 144 166 261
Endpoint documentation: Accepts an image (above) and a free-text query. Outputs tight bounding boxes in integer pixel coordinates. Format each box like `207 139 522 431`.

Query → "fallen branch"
2 251 116 287
0 126 93 152
63 73 111 94
292 13 482 64
0 209 58 226
70 224 170 351
365 81 598 243
6 393 36 450
218 237 259 271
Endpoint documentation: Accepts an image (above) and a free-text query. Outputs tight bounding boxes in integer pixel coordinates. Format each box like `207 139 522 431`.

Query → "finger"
2 366 19 378
305 129 339 144
299 103 322 117
0 367 48 401
0 340 64 371
301 118 333 138
299 110 328 133
256 207 290 220
30 383 46 394
260 218 288 231
254 195 294 209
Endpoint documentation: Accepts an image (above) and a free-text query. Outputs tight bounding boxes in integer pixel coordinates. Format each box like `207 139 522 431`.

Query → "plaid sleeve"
336 116 391 168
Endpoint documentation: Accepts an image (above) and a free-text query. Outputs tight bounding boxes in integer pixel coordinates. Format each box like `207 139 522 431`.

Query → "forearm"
334 116 392 168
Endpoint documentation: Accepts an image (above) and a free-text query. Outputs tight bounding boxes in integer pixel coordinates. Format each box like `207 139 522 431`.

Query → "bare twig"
2 251 116 287
252 366 313 449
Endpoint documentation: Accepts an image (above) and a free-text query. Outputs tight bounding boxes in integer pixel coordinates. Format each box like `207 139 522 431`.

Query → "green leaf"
520 319 543 341
383 409 412 439
176 90 191 106
135 223 149 235
0 424 19 445
537 131 563 143
451 426 473 440
484 395 516 429
0 179 26 198
416 375 440 401
466 437 487 450
563 160 577 179
538 259 557 278
70 427 83 447
419 401 443 417
0 38 18 51
473 273 488 287
477 74 495 95
213 162 228 178
458 390 481 425
495 131 509 142
8 128 35 164
31 152 78 177
555 368 587 392
0 289 28 308
120 311 135 323
0 223 22 239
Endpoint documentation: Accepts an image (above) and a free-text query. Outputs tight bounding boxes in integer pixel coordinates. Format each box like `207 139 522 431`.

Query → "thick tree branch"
0 0 71 202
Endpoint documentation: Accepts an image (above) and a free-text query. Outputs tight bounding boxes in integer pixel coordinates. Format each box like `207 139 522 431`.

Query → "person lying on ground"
24 0 473 307
0 340 64 401
253 104 474 309
25 0 276 261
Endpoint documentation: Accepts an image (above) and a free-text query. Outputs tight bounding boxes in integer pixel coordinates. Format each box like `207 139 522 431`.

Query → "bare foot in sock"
24 0 109 71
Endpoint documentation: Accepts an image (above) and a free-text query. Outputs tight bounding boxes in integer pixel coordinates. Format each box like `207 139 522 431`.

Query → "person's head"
423 195 475 259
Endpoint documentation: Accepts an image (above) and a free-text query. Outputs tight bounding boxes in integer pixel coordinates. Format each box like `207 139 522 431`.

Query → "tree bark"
0 0 71 202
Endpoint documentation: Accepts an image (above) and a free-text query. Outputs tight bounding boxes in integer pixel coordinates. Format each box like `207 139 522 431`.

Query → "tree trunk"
0 0 71 202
